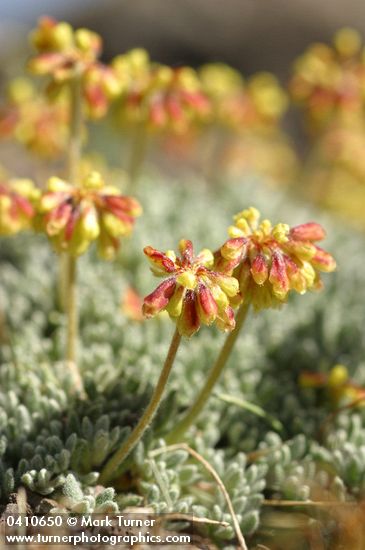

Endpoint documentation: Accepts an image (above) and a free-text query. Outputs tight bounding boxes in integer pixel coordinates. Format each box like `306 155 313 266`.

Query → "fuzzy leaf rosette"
38 171 141 259
215 207 336 311
142 239 239 337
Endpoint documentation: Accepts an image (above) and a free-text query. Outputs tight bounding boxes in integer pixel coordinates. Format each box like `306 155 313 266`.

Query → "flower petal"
290 222 326 242
250 254 269 285
216 305 236 332
211 273 239 297
142 278 177 318
178 239 194 263
220 237 247 261
196 284 218 325
269 251 290 299
143 246 176 273
165 284 185 317
311 246 337 272
177 289 200 337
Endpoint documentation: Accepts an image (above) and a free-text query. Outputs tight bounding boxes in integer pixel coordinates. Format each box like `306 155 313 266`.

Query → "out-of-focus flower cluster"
0 77 69 158
39 171 141 258
290 29 365 230
197 64 296 184
142 239 239 337
214 207 336 311
299 364 365 408
303 120 365 229
0 177 40 235
28 16 121 119
113 51 211 134
200 64 288 132
290 28 365 132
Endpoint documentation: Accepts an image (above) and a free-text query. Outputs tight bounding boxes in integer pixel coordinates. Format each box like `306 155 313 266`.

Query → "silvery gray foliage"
123 437 266 539
256 432 348 502
50 474 119 514
1 174 365 545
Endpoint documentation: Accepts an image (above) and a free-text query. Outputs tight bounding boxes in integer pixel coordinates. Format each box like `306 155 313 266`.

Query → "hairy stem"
64 73 82 363
66 255 77 364
167 302 250 443
99 329 182 484
128 122 148 185
68 73 83 182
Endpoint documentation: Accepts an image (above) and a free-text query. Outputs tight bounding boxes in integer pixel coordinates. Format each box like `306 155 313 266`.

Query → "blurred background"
2 0 365 229
1 0 365 74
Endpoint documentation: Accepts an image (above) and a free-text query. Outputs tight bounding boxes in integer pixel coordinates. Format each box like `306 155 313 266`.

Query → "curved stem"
66 254 77 364
167 302 250 444
99 329 182 485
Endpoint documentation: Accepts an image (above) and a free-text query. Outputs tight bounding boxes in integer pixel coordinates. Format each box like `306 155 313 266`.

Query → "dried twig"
158 513 229 527
263 498 357 508
150 443 248 550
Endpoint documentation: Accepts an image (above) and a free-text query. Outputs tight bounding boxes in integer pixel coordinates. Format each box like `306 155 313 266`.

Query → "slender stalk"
63 72 83 360
99 329 182 484
66 255 77 363
57 253 68 311
167 302 250 443
128 122 148 185
68 73 83 182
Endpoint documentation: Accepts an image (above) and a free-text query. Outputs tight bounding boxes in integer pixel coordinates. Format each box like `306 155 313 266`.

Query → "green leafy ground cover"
0 173 364 548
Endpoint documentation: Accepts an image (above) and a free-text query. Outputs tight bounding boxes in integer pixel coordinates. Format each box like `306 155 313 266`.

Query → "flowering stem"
166 302 250 444
128 122 148 185
99 329 182 484
68 72 83 182
63 72 82 359
66 254 78 364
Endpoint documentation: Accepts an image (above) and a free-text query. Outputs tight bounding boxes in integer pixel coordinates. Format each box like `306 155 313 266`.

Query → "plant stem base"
166 302 250 444
99 329 182 485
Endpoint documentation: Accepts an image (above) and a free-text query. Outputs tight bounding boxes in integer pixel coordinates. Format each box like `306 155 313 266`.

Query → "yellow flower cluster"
299 365 365 408
215 207 336 311
28 16 121 119
0 77 69 158
39 171 142 258
290 28 365 131
113 51 211 134
200 64 288 131
143 239 239 336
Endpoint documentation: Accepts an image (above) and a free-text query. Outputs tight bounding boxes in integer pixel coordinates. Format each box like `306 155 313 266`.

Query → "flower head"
0 77 69 158
200 66 287 131
142 239 239 337
215 207 336 311
299 364 365 408
116 62 211 133
39 171 141 258
112 48 152 97
290 28 365 131
28 16 120 119
0 178 40 235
